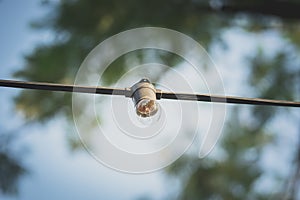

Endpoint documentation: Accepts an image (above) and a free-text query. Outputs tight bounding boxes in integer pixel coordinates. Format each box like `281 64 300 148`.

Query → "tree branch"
195 1 300 20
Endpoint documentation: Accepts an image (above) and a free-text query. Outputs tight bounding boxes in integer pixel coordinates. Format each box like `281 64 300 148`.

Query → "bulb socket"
126 79 159 117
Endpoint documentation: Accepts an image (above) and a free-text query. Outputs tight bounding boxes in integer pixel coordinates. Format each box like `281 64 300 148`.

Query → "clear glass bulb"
135 99 159 118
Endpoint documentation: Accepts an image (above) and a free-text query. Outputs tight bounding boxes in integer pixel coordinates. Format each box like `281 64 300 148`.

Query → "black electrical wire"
159 91 300 107
0 79 125 96
0 79 299 107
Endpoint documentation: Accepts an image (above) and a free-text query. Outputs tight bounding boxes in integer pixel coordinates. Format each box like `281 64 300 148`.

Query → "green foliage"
13 0 231 122
0 152 26 195
166 107 276 199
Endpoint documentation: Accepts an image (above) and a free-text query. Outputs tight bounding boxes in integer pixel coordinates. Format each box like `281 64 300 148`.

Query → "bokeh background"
0 0 300 199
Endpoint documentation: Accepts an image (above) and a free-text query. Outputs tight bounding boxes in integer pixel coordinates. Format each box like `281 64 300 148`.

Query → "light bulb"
136 100 162 127
135 98 159 117
125 78 160 118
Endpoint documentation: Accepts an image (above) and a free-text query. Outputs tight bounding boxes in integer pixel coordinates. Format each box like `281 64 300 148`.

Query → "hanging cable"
159 91 300 107
0 79 299 107
0 79 125 95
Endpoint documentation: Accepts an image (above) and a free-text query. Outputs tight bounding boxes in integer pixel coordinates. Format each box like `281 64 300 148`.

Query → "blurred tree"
0 131 26 195
0 152 25 195
2 0 300 198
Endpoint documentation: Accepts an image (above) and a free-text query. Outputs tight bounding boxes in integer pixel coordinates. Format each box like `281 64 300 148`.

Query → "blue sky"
0 0 42 76
0 1 169 199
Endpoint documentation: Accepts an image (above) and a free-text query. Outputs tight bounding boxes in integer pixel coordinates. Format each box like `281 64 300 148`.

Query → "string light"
0 79 299 118
124 78 159 117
